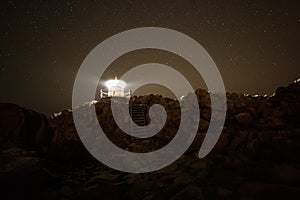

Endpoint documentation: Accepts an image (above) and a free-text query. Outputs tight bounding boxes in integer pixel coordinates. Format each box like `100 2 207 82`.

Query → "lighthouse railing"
100 88 131 99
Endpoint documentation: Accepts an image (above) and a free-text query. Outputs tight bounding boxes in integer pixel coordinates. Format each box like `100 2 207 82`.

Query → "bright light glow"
105 79 126 88
294 78 300 83
53 112 62 117
104 77 127 97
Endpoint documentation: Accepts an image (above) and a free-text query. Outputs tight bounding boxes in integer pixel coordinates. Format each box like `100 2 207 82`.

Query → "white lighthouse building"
100 77 131 98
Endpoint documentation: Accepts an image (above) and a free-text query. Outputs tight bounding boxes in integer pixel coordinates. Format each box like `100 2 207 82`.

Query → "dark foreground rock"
0 103 52 152
1 79 300 199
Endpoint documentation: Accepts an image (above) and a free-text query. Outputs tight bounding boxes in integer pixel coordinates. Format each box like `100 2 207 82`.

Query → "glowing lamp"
105 77 127 97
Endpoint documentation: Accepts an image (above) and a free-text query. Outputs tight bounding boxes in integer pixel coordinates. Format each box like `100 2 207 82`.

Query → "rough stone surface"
0 79 300 199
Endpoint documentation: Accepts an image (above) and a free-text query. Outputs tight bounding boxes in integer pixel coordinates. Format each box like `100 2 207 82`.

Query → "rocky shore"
1 79 300 199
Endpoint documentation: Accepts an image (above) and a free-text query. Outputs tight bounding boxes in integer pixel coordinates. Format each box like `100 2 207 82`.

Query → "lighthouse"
100 77 131 98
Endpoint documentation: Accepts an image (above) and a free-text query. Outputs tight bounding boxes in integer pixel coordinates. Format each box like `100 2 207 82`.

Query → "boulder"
171 185 204 200
233 112 255 127
270 81 300 117
0 103 52 152
0 148 55 199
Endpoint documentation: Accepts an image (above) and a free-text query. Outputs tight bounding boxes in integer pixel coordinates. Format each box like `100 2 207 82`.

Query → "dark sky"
0 0 299 116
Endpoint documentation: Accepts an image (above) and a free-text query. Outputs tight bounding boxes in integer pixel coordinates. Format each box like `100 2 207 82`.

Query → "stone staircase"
130 104 147 138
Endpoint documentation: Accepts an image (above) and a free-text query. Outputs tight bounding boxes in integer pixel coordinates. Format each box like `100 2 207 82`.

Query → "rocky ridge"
0 79 300 199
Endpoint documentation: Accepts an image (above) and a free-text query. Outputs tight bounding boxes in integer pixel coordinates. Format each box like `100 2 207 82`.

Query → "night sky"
1 0 299 116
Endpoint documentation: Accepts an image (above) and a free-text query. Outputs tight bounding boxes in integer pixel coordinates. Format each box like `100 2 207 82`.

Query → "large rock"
171 185 204 200
273 164 300 183
0 148 55 199
238 182 300 199
0 103 52 152
233 112 255 127
270 80 300 117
